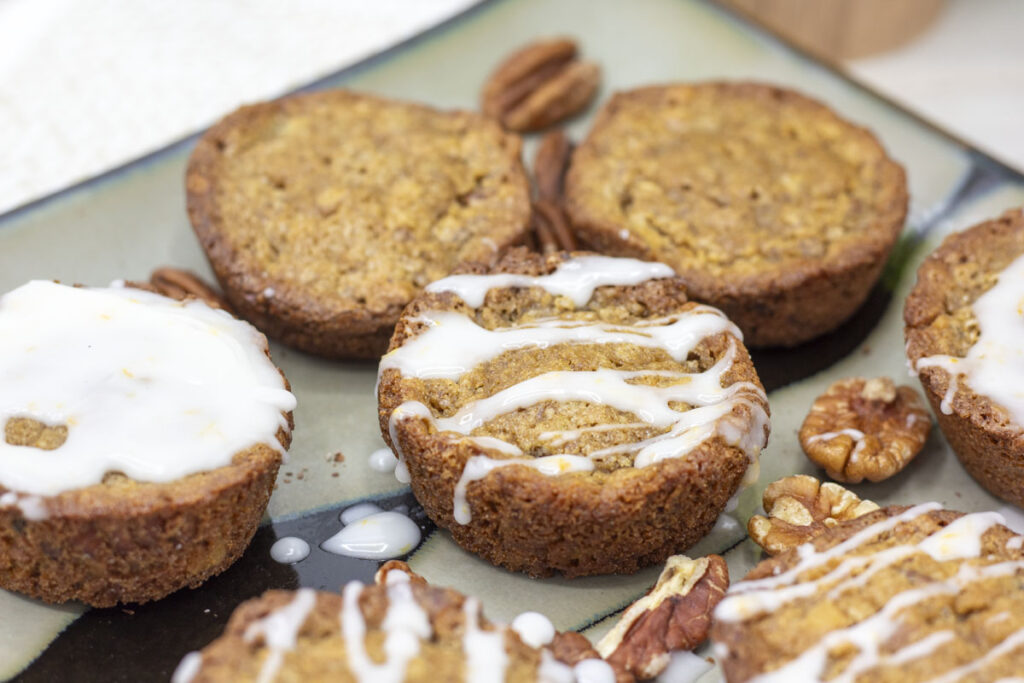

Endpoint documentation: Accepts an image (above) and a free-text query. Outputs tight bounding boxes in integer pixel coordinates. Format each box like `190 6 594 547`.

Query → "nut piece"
747 474 879 555
481 37 600 132
374 560 427 586
550 632 635 683
596 554 729 680
799 376 932 483
130 266 233 312
533 129 573 202
532 199 577 254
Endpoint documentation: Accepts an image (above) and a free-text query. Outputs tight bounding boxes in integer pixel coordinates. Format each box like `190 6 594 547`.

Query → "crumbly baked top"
566 82 907 294
187 90 531 331
379 249 769 524
905 208 1024 430
0 281 294 506
712 504 1024 682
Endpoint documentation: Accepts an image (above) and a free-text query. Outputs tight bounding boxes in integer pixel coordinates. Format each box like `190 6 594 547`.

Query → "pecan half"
597 555 728 680
481 37 600 132
533 129 573 202
134 266 232 312
374 560 427 587
747 475 879 555
550 632 634 683
799 376 932 483
532 200 577 254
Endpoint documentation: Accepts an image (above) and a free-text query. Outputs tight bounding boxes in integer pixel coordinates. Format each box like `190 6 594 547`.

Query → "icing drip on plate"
381 256 769 524
913 251 1024 426
0 281 296 500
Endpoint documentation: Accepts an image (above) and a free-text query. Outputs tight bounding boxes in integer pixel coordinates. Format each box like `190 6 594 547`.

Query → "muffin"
905 208 1024 507
377 249 770 577
0 281 295 606
711 504 1024 681
564 82 908 347
174 578 619 682
186 89 532 359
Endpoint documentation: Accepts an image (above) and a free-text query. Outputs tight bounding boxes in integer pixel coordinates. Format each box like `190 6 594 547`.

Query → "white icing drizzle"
716 505 1024 682
922 626 1024 683
340 502 384 525
0 491 47 520
1008 536 1024 551
321 511 421 560
425 255 675 308
269 536 310 564
913 251 1024 425
462 596 509 683
369 447 399 473
341 580 432 683
658 650 714 683
538 650 575 683
382 256 769 525
244 588 316 683
573 658 617 683
0 281 296 498
510 611 556 649
170 651 202 683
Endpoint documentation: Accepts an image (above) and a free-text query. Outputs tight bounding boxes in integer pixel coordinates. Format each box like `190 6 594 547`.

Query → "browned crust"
712 506 1024 681
565 82 908 347
186 90 532 359
0 342 294 607
904 208 1024 506
378 249 769 577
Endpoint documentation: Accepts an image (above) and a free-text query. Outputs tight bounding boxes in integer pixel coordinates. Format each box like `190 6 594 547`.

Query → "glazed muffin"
0 281 295 607
186 89 532 359
565 82 908 347
712 504 1024 681
377 249 770 577
905 208 1024 507
173 578 620 682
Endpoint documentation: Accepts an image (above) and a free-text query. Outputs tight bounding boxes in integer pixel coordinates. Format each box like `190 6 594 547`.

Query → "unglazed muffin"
174 578 621 683
0 281 295 607
905 207 1024 507
377 249 770 577
565 82 908 347
712 504 1024 681
186 89 532 359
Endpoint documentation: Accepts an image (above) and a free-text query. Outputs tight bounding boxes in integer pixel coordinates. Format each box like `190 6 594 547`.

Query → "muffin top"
712 504 1024 682
565 82 907 297
905 207 1024 434
378 249 769 520
186 90 531 336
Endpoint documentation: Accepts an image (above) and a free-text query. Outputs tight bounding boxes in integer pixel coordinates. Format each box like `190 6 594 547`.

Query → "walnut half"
747 475 879 555
799 376 932 483
596 555 728 680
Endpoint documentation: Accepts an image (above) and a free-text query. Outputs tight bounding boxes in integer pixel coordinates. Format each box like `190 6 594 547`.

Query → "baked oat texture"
378 249 769 577
712 506 1024 681
187 585 567 682
186 90 532 359
565 82 908 347
904 207 1024 506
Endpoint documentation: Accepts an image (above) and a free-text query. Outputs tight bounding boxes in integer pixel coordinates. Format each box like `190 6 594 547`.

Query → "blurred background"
0 0 1021 217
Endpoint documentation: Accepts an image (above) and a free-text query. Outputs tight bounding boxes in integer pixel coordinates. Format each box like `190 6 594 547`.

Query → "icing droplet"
573 658 617 683
321 511 421 560
511 611 556 648
659 650 714 683
270 536 310 564
170 651 202 683
369 447 399 473
340 502 383 525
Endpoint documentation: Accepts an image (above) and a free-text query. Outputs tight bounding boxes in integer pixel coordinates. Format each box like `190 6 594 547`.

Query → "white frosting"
425 255 675 308
573 658 617 683
270 536 310 564
462 596 509 683
913 251 1024 426
538 650 575 683
658 650 714 683
369 447 399 473
921 626 1024 683
341 579 431 683
0 281 295 498
170 651 202 683
1007 536 1024 550
244 588 316 683
716 505 1022 682
340 502 384 525
510 611 556 649
321 511 421 560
